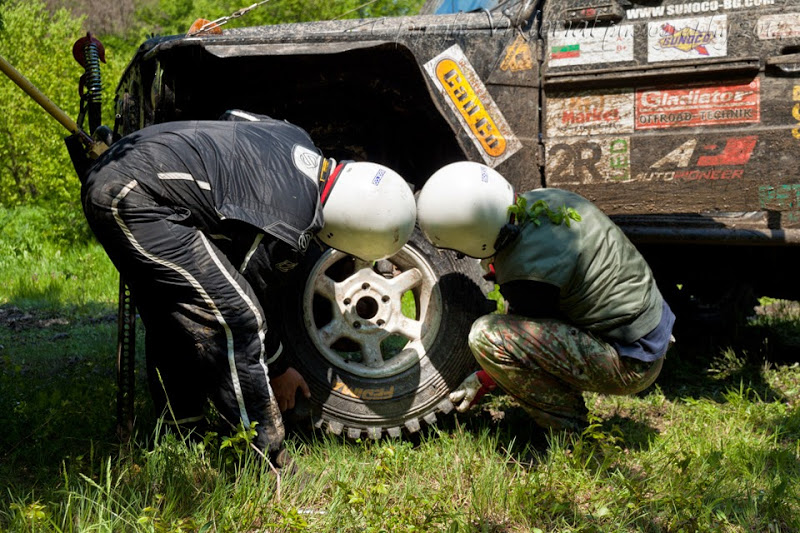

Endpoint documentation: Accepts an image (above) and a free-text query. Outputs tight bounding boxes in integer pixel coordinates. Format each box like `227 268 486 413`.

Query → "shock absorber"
72 33 105 135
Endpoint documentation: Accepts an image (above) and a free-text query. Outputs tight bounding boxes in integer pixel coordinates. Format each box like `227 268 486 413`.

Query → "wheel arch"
120 40 469 190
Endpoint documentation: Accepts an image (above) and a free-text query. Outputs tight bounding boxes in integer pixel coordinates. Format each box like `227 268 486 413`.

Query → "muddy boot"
268 447 296 474
268 447 318 490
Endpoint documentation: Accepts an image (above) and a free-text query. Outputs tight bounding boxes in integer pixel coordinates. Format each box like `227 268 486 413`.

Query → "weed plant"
1 209 799 531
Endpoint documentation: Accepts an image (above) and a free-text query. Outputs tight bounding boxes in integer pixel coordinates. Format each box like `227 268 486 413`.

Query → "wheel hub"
302 246 442 379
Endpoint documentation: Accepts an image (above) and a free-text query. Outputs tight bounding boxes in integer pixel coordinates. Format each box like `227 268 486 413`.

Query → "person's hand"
449 370 497 412
271 367 311 412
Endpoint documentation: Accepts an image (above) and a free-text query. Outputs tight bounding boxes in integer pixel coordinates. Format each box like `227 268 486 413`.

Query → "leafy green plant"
219 420 259 464
266 507 311 532
137 495 201 532
507 196 582 228
8 501 49 530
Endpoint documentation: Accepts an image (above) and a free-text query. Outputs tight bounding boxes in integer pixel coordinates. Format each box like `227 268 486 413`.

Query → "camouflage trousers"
468 314 664 431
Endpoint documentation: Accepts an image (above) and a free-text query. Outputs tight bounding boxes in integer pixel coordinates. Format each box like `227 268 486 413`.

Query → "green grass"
2 207 800 532
0 205 118 313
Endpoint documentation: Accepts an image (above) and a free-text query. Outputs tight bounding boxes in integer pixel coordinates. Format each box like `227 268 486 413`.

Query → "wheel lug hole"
382 295 390 303
353 321 361 329
362 282 370 290
343 298 351 305
377 319 385 326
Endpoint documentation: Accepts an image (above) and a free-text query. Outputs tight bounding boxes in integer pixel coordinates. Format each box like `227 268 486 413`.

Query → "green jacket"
492 189 663 343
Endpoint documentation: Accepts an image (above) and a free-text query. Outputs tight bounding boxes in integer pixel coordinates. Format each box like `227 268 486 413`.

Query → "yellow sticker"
500 34 534 72
434 59 507 158
332 380 394 401
424 45 523 167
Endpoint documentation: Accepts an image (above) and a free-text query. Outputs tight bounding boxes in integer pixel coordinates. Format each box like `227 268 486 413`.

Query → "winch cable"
187 0 391 34
187 0 272 36
332 0 381 20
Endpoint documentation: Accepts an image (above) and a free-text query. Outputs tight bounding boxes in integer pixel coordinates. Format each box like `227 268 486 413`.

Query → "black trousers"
82 170 285 452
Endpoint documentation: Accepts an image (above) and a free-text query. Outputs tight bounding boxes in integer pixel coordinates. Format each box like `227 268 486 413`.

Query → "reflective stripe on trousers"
83 176 284 452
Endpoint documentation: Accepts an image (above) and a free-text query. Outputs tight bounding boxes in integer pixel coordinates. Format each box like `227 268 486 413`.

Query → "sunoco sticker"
648 15 727 62
424 45 522 167
548 25 634 67
757 13 800 39
627 0 777 20
546 90 634 137
635 79 760 129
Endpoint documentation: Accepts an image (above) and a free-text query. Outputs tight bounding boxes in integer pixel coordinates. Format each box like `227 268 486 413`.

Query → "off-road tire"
282 228 494 439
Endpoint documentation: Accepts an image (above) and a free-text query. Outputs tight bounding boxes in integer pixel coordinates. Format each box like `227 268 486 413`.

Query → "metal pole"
0 53 106 156
0 53 83 135
116 279 136 442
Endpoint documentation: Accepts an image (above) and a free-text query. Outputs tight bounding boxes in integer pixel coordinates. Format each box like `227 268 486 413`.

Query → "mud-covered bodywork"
539 0 800 302
114 6 541 195
115 0 800 301
112 0 800 436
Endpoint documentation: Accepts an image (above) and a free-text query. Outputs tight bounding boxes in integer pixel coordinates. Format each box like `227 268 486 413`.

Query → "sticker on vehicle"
635 79 760 129
546 90 634 137
759 184 800 223
634 135 757 181
627 0 776 20
424 45 522 167
757 13 800 39
546 137 631 184
332 380 395 400
648 15 727 62
792 85 800 141
500 34 534 72
547 25 634 67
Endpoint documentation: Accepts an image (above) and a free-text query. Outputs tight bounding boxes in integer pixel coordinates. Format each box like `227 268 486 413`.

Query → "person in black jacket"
81 110 416 468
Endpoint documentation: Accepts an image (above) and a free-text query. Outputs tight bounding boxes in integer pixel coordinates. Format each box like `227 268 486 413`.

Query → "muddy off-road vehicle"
111 0 800 439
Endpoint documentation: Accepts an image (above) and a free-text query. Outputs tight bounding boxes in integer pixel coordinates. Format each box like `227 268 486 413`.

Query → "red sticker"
696 136 757 166
636 79 760 129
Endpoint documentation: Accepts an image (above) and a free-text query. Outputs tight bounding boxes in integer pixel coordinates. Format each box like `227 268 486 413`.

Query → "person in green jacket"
416 161 675 432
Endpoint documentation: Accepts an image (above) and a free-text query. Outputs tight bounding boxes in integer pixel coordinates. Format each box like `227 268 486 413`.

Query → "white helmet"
319 161 416 261
417 161 514 259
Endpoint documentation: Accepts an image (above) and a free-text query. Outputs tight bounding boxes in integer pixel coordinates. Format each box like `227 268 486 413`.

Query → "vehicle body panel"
114 0 800 299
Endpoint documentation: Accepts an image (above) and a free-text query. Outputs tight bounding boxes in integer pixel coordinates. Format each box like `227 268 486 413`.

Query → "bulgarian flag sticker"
551 44 580 60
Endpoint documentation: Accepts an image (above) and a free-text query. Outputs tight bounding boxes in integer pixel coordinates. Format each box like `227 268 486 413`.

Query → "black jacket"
90 112 327 252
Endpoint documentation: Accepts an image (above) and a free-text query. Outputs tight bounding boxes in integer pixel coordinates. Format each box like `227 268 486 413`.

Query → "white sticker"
648 15 728 62
627 0 776 20
292 145 322 183
546 136 632 184
424 45 522 168
757 13 800 39
546 90 635 137
548 25 635 67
